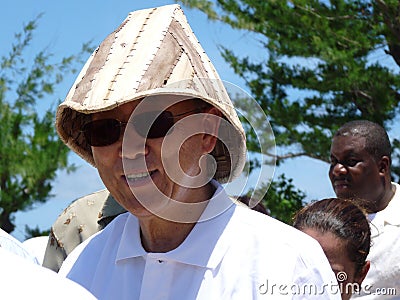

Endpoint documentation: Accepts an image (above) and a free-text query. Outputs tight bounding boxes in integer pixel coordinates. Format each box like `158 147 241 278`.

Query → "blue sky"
3 0 335 241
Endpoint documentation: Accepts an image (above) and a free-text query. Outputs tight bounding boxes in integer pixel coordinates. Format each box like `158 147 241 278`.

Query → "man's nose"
330 162 347 177
119 124 148 160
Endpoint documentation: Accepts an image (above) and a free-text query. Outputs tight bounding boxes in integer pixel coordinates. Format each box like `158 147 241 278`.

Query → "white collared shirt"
60 182 340 299
353 183 400 299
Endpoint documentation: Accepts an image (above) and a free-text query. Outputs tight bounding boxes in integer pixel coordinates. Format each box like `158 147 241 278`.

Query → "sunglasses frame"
81 106 208 147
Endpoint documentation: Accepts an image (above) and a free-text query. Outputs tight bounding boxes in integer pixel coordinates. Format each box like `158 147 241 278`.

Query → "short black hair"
334 120 391 162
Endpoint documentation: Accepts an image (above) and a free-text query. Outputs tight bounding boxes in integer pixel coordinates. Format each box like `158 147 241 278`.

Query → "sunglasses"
82 107 206 147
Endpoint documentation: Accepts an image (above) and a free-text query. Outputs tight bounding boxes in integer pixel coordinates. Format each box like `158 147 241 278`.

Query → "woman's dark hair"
293 198 370 275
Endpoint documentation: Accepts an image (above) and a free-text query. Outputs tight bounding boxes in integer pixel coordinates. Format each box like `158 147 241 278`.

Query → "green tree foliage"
0 16 92 233
179 0 400 181
24 225 50 239
249 174 306 224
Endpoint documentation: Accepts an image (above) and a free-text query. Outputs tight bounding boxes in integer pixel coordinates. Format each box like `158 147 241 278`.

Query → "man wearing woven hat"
57 4 340 299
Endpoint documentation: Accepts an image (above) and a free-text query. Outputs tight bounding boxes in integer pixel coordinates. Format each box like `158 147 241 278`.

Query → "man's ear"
378 156 391 175
201 107 222 154
355 260 370 286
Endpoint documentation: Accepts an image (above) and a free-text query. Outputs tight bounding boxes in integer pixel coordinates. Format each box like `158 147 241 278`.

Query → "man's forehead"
91 101 139 120
331 135 367 154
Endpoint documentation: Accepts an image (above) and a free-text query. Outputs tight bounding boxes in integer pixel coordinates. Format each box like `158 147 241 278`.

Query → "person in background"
23 235 53 266
329 120 400 298
55 4 340 299
42 190 126 272
293 198 370 300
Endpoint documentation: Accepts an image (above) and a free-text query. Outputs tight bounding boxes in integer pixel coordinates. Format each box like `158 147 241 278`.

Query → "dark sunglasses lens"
83 111 176 146
83 119 121 146
133 111 174 138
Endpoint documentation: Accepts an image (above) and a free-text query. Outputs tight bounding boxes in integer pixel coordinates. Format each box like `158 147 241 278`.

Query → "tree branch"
264 151 328 163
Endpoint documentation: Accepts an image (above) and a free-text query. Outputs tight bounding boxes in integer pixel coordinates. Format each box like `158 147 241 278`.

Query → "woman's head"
293 198 370 300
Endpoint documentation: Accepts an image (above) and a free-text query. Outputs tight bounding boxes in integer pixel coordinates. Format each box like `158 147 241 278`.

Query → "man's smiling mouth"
125 170 156 182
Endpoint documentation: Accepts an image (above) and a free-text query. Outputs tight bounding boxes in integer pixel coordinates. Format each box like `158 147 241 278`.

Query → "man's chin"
334 186 353 198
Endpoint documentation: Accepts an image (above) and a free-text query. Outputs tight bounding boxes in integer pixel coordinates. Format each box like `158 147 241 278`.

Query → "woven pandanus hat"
56 4 246 183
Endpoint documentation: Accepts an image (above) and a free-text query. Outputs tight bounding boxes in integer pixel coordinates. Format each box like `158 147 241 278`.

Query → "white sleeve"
0 247 96 299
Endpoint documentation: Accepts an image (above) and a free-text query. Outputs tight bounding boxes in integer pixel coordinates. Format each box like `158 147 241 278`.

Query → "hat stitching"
137 32 183 92
168 21 218 101
71 33 116 106
105 10 154 100
115 14 131 34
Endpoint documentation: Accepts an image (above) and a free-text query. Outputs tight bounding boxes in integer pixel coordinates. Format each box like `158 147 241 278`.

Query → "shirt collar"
369 182 400 236
116 214 147 260
378 182 400 225
115 180 236 269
